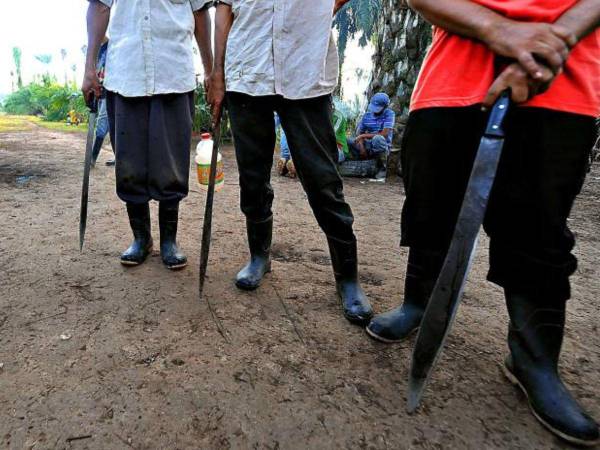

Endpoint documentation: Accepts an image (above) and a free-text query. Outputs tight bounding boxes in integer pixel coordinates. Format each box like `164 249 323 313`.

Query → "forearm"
213 4 234 75
194 9 213 76
85 0 110 73
407 0 509 45
555 0 600 42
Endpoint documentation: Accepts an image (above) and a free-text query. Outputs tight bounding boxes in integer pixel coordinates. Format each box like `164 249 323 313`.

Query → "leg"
147 92 195 269
346 137 361 160
485 108 598 445
227 92 278 290
367 106 487 341
106 91 153 265
368 135 389 180
277 95 372 325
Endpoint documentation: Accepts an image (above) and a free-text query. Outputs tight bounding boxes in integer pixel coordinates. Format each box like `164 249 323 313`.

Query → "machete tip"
406 376 425 414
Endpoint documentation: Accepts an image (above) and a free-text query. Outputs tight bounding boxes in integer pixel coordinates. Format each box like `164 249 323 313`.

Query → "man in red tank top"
366 0 600 445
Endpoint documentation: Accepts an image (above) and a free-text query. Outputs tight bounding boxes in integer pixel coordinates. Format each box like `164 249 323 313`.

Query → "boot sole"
165 262 188 270
365 325 418 344
501 362 600 447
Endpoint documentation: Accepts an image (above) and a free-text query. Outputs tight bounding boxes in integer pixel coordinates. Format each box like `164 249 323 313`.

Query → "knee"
371 135 388 152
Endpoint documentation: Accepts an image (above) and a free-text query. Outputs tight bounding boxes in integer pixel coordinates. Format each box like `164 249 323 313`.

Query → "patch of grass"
0 114 88 134
0 115 35 133
35 118 88 133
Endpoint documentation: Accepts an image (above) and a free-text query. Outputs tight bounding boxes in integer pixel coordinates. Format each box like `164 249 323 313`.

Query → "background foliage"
2 78 87 122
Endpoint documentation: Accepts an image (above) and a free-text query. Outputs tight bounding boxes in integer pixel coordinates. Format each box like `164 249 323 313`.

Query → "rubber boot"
502 290 599 446
374 152 388 180
366 248 444 343
159 201 187 270
91 136 104 167
235 217 272 290
327 237 373 325
121 203 153 266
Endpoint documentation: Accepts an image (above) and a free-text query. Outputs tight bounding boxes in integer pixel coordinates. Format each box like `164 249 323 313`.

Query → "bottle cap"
201 133 212 140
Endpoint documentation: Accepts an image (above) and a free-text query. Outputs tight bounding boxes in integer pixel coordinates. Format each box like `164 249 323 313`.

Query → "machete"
407 91 511 412
198 113 230 342
79 94 98 252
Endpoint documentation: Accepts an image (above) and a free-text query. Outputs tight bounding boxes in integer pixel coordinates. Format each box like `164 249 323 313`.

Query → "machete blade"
198 115 223 298
407 92 511 412
79 95 98 252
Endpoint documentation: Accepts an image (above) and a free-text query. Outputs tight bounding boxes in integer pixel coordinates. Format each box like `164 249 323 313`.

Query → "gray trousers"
106 90 194 204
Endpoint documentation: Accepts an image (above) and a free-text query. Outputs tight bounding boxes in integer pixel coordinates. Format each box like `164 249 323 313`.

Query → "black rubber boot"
327 237 373 325
91 136 104 167
159 201 187 270
121 203 153 266
235 217 272 290
503 290 599 446
375 152 388 180
366 248 444 343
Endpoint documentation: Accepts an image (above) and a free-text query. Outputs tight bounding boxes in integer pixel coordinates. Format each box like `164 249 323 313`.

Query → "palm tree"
61 49 68 86
12 47 23 89
35 54 54 84
333 0 380 94
368 0 431 140
72 64 78 87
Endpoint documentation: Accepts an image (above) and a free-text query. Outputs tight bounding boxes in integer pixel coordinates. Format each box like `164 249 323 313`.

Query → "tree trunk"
368 0 432 146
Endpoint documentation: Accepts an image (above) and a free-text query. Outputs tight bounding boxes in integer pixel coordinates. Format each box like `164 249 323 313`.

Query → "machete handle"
87 93 98 115
484 90 510 138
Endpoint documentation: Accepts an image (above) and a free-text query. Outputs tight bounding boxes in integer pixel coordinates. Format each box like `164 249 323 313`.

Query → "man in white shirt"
82 0 213 270
208 0 373 325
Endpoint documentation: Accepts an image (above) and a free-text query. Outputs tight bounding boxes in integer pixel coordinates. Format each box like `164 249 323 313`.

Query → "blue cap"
368 92 390 114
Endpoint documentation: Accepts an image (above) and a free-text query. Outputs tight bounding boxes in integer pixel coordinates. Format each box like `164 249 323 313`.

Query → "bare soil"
0 127 598 450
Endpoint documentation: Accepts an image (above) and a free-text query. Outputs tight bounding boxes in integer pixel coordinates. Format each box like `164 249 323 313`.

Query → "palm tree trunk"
368 0 432 145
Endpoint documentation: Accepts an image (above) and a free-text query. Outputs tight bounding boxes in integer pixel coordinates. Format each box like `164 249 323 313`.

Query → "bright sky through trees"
0 1 371 103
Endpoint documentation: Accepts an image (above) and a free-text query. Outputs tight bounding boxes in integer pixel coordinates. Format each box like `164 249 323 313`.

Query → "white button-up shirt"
219 0 340 100
94 0 211 97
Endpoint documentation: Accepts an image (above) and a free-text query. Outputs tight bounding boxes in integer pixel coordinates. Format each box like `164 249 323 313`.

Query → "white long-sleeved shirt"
93 0 211 97
217 0 340 100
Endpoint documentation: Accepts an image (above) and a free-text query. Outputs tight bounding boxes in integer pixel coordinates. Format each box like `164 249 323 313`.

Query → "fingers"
483 64 530 110
551 24 578 48
516 51 544 80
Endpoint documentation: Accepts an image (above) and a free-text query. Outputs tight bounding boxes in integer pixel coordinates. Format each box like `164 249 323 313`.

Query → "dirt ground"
0 126 598 450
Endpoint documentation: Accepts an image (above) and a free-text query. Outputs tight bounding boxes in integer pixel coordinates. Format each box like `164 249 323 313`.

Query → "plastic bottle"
195 132 224 191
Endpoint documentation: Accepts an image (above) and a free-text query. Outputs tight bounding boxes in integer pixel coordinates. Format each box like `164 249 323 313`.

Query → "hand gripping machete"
79 94 98 252
407 92 511 412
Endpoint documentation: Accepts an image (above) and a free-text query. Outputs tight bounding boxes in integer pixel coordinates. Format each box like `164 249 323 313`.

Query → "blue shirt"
358 108 395 146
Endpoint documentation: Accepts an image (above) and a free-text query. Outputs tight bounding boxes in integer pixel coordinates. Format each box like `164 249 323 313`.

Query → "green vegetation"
1 78 87 123
0 114 88 134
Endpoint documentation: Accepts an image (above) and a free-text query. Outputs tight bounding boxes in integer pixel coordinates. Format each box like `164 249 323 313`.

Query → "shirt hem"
104 85 197 98
226 87 334 101
411 96 600 118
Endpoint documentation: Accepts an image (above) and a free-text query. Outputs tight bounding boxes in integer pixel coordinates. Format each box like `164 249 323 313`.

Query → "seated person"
347 92 395 179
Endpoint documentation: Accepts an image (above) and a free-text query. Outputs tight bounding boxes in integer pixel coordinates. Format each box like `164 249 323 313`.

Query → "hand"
207 70 225 127
333 0 350 15
482 62 556 109
484 21 576 79
81 68 101 107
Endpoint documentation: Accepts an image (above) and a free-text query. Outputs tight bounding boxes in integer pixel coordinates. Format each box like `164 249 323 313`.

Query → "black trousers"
400 106 595 300
106 90 195 204
226 92 355 243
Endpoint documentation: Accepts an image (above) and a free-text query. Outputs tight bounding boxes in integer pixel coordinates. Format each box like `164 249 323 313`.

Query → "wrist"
477 16 507 49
